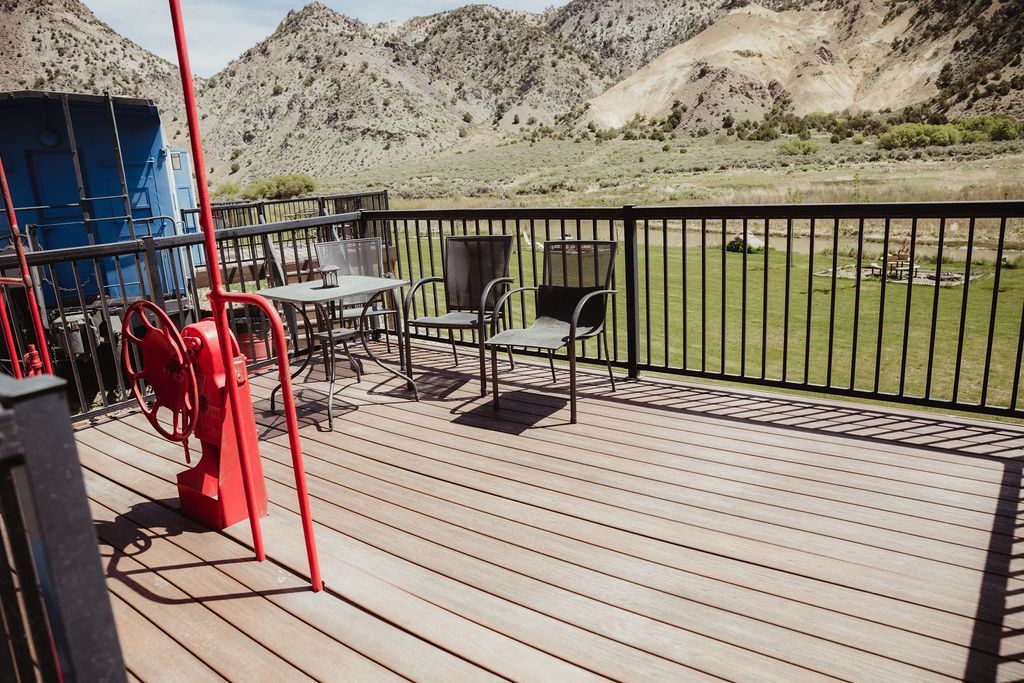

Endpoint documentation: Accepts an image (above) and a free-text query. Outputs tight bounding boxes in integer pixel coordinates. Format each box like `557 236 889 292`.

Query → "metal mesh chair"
486 240 617 423
314 237 399 354
403 235 515 395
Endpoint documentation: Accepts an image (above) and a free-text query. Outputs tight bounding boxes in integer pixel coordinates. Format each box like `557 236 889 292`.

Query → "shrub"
213 182 240 198
958 115 1022 141
851 134 865 144
240 173 316 200
230 162 240 174
748 123 780 141
272 84 283 96
778 139 820 156
879 117 1023 148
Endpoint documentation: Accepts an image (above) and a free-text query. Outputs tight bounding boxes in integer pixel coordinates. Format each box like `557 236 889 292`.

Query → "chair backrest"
538 240 617 328
442 235 515 311
315 237 385 305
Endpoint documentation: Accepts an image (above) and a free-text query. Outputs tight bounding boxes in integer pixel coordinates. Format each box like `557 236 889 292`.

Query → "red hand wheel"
121 300 198 443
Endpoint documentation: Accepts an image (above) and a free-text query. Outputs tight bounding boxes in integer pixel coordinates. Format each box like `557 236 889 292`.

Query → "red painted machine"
122 301 267 530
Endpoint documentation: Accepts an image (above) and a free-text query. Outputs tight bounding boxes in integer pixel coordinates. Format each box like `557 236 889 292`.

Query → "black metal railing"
181 190 389 233
3 199 1023 420
368 201 1024 418
0 213 363 417
0 374 126 681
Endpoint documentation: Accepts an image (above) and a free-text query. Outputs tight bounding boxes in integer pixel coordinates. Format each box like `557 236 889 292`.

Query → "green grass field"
396 231 1023 412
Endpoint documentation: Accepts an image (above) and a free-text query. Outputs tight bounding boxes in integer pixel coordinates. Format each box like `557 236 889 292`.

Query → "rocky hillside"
548 0 815 80
196 3 465 185
583 0 957 132
0 0 189 142
548 0 735 80
389 5 607 127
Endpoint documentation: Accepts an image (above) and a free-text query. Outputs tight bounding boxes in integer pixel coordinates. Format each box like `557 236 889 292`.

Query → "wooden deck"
73 340 1024 681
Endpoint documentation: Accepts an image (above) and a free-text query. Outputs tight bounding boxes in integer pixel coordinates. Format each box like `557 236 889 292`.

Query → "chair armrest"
490 286 537 333
570 289 616 341
479 277 515 327
403 276 444 312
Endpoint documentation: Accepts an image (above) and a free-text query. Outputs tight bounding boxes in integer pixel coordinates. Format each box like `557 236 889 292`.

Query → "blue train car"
0 91 196 303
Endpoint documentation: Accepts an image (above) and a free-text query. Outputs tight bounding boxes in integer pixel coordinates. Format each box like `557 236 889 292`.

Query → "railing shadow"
95 501 308 606
408 349 1024 679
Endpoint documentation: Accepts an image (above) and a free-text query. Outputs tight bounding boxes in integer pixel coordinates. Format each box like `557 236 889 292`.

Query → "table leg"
359 290 419 400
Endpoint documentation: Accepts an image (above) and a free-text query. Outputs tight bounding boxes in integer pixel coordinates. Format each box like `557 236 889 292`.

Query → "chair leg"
450 335 459 367
383 314 392 355
547 350 556 383
502 313 516 370
491 345 500 409
403 315 414 391
602 330 616 392
478 325 487 397
343 339 361 383
393 311 404 371
324 337 336 431
568 342 577 424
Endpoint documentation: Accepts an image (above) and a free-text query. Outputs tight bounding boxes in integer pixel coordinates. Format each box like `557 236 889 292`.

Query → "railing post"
140 236 166 310
317 195 326 217
623 204 640 379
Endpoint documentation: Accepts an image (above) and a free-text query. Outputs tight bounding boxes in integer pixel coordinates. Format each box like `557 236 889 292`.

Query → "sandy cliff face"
584 0 963 131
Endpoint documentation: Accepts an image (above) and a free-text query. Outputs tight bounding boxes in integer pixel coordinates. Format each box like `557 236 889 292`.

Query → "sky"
84 1 563 77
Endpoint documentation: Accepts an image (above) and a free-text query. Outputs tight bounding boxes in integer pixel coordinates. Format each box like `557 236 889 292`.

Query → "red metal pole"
167 0 321 591
0 155 53 374
0 286 21 379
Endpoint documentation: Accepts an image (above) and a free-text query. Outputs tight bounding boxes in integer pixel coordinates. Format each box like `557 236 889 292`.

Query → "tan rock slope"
584 0 961 131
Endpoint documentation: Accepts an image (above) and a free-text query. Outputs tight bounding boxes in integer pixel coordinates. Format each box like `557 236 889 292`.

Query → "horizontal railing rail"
3 198 1023 420
181 189 389 232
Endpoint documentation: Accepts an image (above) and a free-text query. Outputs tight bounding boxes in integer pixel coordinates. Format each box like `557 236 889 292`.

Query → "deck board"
74 339 1024 681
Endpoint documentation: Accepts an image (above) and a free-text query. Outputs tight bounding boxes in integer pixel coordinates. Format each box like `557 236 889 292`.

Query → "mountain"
388 4 607 127
548 0 816 81
2 0 1020 190
196 2 466 185
581 0 1009 133
0 0 188 139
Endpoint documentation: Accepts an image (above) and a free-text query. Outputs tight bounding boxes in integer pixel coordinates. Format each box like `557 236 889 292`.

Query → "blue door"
27 151 94 304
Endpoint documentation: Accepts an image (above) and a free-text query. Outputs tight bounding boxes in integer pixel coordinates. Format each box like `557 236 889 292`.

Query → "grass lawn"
394 228 1023 413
